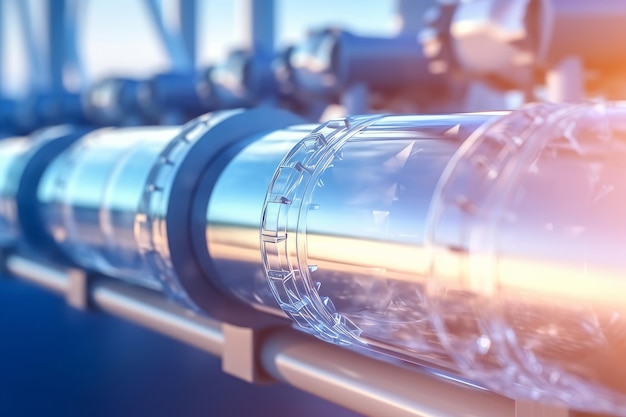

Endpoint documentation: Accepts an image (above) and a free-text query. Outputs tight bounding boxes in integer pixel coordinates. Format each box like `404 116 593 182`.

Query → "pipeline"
0 103 625 415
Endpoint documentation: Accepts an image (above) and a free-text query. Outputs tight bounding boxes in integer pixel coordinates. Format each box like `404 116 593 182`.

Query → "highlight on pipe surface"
2 103 626 416
38 125 183 288
260 102 626 415
0 125 89 252
427 102 626 412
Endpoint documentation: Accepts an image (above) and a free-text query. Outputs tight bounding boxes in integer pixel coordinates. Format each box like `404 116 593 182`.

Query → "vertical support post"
396 0 435 34
48 0 66 93
546 56 585 103
341 83 369 115
240 0 275 54
179 0 197 68
66 268 88 310
63 0 86 91
222 323 275 384
0 247 7 276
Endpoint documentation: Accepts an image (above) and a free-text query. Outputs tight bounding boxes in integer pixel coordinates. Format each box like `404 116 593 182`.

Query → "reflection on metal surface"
38 126 181 288
2 103 626 415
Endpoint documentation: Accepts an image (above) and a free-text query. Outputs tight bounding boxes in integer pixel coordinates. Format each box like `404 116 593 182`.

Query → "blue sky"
1 0 396 95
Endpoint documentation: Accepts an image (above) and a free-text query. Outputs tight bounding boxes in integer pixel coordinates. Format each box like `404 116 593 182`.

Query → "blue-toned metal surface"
246 0 275 54
48 0 66 93
179 0 197 67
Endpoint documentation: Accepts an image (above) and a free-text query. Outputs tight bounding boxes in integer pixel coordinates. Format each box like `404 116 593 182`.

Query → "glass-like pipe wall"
202 113 496 370
1 104 624 415
427 103 626 412
252 103 626 415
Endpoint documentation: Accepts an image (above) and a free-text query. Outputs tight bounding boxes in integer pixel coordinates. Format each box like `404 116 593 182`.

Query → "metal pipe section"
6 255 69 295
202 113 495 337
194 124 315 317
37 126 181 288
84 78 150 126
140 71 210 124
207 50 276 110
92 280 224 356
5 253 224 355
32 108 303 317
328 30 437 91
0 125 88 254
0 136 32 246
2 104 626 414
427 102 626 413
281 28 444 118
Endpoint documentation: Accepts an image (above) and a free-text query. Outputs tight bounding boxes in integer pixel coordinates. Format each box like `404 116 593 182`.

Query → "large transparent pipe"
243 103 626 415
426 103 626 413
199 113 497 362
12 104 626 415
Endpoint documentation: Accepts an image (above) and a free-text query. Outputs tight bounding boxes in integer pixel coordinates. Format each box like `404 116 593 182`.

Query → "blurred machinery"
2 1 626 417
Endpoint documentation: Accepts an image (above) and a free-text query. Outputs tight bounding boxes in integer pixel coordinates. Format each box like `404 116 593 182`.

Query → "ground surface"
0 276 362 417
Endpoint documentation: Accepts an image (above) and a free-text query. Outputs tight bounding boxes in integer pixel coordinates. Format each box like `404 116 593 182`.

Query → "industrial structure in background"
2 1 626 417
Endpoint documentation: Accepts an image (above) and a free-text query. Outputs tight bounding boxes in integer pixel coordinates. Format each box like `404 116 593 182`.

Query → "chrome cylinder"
201 125 315 315
0 125 88 251
426 102 626 413
38 126 180 288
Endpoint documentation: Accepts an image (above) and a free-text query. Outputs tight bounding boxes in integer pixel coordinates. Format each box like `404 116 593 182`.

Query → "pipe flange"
136 112 231 306
261 115 384 345
136 108 304 326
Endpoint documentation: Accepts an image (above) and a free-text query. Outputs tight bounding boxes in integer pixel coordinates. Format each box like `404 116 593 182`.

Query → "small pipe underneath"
6 254 223 356
262 328 514 417
6 253 515 417
91 280 224 356
6 255 68 295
